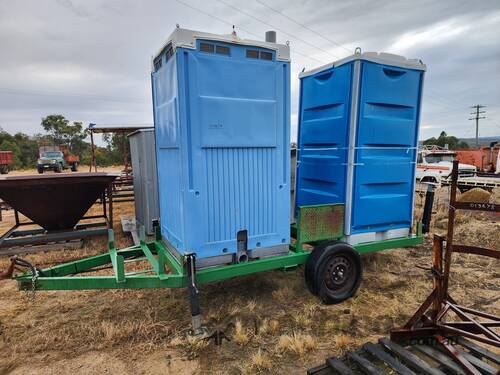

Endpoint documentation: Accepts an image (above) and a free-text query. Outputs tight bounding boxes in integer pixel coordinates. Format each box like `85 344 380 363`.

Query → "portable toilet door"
296 52 426 244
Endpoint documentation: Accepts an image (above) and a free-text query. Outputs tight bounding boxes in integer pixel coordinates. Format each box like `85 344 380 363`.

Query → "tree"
423 131 469 150
41 115 86 155
103 132 130 166
13 132 39 168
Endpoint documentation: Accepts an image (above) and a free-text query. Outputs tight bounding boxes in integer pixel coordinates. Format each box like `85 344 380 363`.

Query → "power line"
214 0 340 60
174 0 326 65
255 0 352 54
468 105 486 147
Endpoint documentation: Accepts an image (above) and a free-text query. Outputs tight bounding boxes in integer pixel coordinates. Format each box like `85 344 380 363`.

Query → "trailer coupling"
0 256 43 280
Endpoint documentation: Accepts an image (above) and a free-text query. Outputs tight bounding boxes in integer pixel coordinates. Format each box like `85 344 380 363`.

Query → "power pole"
469 105 486 147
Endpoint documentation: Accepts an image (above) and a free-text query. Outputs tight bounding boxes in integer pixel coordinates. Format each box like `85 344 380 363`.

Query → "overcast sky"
0 0 499 144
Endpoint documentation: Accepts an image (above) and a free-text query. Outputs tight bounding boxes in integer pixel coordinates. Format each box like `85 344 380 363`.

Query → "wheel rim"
323 255 356 295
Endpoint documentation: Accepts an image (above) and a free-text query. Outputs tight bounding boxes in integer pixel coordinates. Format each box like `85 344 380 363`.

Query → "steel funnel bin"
0 173 118 231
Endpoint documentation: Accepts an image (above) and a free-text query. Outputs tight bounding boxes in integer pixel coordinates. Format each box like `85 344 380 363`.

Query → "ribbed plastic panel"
351 62 423 234
295 64 352 211
205 148 276 242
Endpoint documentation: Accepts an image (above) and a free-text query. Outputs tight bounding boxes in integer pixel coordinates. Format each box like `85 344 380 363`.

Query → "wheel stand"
391 160 499 375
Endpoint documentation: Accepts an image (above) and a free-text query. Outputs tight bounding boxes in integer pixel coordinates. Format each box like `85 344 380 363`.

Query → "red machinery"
456 142 499 173
0 151 13 174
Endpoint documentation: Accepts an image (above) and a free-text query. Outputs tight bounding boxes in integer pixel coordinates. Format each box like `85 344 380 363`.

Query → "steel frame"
14 218 422 291
391 160 499 375
0 184 113 253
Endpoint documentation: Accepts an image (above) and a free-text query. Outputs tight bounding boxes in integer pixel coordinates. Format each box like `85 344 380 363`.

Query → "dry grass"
233 319 250 345
250 349 272 371
277 332 317 356
0 183 498 374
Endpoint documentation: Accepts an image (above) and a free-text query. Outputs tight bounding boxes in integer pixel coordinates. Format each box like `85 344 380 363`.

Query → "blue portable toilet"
296 52 425 244
151 28 291 267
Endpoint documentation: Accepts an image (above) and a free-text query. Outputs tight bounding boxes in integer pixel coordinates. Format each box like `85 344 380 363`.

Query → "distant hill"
418 136 499 148
459 136 499 147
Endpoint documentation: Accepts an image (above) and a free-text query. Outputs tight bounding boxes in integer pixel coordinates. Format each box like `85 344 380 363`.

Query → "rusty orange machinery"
455 143 498 172
0 151 13 174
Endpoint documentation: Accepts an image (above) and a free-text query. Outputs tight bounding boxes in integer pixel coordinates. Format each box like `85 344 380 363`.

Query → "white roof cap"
299 51 426 78
154 28 290 63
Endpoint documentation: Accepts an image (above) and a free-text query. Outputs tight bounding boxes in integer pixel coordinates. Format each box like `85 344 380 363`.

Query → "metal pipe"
432 235 443 316
265 30 276 43
108 183 113 229
442 160 459 297
422 184 435 233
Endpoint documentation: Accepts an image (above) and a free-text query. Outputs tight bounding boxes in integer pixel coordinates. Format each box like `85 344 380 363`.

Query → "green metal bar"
157 247 166 276
18 274 184 290
42 252 111 277
153 241 183 276
38 247 143 277
196 251 309 285
353 235 423 254
139 241 159 275
124 256 148 263
108 230 125 283
125 269 154 276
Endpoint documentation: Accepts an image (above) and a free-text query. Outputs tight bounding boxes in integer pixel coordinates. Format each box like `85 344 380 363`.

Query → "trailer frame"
14 215 422 292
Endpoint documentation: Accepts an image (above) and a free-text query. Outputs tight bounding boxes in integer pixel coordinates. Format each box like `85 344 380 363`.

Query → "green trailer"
11 203 422 334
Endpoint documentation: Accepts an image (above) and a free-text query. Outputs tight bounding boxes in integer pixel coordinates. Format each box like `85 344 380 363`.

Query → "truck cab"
37 150 66 173
416 147 476 184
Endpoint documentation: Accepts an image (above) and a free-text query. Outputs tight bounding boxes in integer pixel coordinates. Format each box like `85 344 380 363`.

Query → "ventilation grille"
200 42 230 56
205 148 276 242
246 49 273 60
153 57 162 71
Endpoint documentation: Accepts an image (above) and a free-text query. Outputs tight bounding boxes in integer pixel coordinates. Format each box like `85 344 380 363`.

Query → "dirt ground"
0 170 498 374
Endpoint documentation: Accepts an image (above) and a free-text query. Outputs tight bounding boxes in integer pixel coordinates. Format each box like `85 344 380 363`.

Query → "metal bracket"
186 254 206 336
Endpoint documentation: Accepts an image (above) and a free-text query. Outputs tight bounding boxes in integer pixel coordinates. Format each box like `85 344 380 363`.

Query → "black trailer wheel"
305 241 362 304
71 162 78 172
0 166 8 174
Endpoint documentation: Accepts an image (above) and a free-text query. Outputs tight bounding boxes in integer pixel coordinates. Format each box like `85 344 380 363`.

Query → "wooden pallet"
307 337 500 375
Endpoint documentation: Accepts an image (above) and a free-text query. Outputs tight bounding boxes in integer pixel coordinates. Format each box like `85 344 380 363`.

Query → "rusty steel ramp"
0 173 117 253
307 337 499 375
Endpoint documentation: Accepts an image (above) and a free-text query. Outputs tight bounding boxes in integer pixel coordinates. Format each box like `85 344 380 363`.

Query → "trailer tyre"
71 162 78 172
306 242 362 304
304 241 331 295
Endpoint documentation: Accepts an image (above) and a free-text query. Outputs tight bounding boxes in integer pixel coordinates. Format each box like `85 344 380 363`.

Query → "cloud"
389 18 469 52
0 0 498 140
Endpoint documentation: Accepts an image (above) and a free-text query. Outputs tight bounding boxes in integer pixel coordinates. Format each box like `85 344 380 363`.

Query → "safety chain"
30 268 39 302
